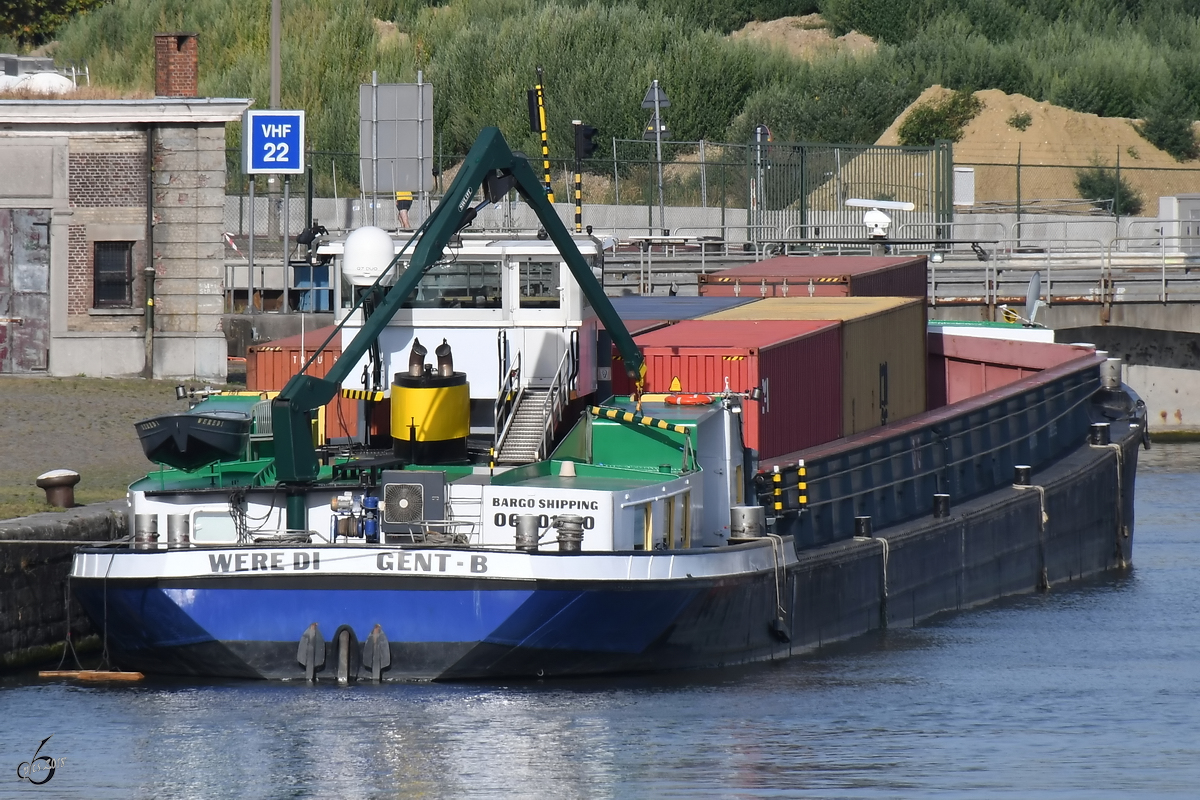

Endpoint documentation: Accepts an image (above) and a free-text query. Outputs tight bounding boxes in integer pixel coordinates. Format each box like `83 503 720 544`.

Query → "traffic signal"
574 123 599 160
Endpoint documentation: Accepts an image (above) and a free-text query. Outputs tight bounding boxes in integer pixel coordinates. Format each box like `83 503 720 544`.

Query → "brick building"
0 34 249 378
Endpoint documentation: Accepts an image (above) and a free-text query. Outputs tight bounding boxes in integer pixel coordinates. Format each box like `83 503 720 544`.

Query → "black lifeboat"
135 409 252 471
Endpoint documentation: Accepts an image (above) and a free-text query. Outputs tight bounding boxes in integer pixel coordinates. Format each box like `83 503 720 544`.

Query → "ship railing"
493 350 523 458
536 348 575 461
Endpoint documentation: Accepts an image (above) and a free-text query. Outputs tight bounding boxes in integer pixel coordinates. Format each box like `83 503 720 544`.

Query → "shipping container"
246 326 362 442
607 320 673 396
697 255 927 299
631 319 843 459
700 297 927 435
608 295 758 320
927 331 1094 408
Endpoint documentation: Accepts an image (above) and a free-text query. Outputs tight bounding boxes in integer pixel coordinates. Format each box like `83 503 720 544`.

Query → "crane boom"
272 127 645 482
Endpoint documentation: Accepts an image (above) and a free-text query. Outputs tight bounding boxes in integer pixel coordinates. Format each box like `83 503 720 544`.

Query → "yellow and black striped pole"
535 67 554 202
572 120 583 232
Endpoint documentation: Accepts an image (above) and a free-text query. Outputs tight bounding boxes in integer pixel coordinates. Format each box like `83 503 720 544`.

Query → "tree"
0 0 107 48
1075 163 1144 216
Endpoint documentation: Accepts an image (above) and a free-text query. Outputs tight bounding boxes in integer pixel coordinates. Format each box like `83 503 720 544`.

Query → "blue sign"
242 109 305 174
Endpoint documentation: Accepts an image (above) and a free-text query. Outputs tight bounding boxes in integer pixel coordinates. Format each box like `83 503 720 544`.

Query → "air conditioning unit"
379 470 445 539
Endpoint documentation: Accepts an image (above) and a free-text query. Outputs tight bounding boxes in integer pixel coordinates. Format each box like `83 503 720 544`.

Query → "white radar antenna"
845 198 916 239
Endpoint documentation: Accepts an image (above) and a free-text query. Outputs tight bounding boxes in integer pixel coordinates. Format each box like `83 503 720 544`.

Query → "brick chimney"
154 33 199 97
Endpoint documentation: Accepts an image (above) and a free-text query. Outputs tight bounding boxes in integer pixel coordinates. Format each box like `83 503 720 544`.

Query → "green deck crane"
271 128 646 516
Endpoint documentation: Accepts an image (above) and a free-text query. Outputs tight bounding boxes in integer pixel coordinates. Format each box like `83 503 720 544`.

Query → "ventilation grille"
383 483 425 524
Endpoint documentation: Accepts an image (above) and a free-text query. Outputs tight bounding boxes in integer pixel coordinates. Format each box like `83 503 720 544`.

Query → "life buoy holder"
665 393 712 406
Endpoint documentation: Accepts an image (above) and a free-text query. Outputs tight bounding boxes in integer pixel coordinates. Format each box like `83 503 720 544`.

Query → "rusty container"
246 325 362 441
697 255 927 299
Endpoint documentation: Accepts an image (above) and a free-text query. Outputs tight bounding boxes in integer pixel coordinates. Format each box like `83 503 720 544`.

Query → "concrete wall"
0 503 127 670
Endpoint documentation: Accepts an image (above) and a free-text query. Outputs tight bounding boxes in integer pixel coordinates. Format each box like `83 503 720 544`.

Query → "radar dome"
342 226 397 286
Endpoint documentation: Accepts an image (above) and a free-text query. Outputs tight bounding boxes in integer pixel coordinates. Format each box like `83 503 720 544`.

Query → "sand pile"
877 86 1200 211
728 14 876 60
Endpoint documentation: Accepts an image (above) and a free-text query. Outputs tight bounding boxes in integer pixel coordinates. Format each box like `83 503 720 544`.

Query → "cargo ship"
70 129 1145 681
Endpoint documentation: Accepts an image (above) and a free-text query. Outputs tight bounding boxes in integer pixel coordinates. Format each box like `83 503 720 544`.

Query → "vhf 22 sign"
242 109 305 174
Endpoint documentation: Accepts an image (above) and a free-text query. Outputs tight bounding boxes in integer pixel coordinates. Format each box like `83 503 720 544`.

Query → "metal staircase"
495 387 552 463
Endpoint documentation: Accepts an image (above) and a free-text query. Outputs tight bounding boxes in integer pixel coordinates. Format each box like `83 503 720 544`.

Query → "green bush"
896 89 984 146
1007 111 1032 130
1135 98 1199 161
1074 163 1143 216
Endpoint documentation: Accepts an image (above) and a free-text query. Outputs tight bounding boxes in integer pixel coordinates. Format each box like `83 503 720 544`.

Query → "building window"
94 241 134 308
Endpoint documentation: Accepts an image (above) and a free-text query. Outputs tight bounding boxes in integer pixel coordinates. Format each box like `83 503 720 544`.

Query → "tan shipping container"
699 297 927 435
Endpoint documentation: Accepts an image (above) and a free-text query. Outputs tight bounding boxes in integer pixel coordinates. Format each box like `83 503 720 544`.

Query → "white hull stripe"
72 541 795 582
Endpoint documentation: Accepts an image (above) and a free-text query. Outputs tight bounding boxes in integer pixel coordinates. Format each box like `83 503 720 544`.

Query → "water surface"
3 445 1198 798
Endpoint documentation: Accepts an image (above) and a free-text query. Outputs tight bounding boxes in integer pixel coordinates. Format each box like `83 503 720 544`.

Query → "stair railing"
493 350 523 459
536 347 576 460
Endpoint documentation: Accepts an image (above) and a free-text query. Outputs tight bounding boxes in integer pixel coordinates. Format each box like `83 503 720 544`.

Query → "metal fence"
957 158 1200 218
223 138 954 240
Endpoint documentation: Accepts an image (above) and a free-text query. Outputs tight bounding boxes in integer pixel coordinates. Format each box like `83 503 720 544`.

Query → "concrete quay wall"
0 503 127 670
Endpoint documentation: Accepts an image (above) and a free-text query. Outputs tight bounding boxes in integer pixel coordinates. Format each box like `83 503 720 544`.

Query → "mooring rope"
877 537 890 629
55 574 83 671
1103 442 1128 568
767 533 787 622
1014 483 1050 591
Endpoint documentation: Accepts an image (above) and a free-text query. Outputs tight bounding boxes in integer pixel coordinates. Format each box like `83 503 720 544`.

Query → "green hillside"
16 0 1200 160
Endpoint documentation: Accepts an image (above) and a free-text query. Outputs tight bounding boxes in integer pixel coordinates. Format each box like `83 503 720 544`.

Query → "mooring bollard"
515 514 540 552
35 469 80 508
1089 422 1111 446
855 515 873 538
933 493 951 518
1014 465 1032 486
553 514 586 553
133 513 159 550
167 514 191 549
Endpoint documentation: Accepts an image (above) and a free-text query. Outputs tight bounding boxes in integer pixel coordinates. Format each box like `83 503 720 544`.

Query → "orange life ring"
665 393 711 406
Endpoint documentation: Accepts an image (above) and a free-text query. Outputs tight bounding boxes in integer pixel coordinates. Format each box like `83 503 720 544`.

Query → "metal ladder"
495 387 552 464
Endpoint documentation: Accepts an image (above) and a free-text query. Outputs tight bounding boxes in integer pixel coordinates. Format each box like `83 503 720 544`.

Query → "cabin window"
94 241 134 308
403 260 502 309
518 260 560 309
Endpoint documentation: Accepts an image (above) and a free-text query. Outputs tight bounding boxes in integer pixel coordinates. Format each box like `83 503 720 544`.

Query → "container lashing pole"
573 120 583 233
534 67 554 202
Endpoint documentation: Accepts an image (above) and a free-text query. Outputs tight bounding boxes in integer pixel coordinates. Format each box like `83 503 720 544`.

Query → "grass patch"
0 376 185 520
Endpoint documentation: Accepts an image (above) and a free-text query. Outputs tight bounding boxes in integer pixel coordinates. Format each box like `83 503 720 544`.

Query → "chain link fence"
957 160 1200 218
223 138 954 243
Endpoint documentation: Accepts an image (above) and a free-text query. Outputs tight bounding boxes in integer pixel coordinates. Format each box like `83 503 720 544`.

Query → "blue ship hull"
72 572 791 681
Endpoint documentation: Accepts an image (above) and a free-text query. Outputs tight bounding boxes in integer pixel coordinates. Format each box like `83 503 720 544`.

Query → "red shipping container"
632 319 843 459
246 326 362 441
609 319 671 396
698 255 927 299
